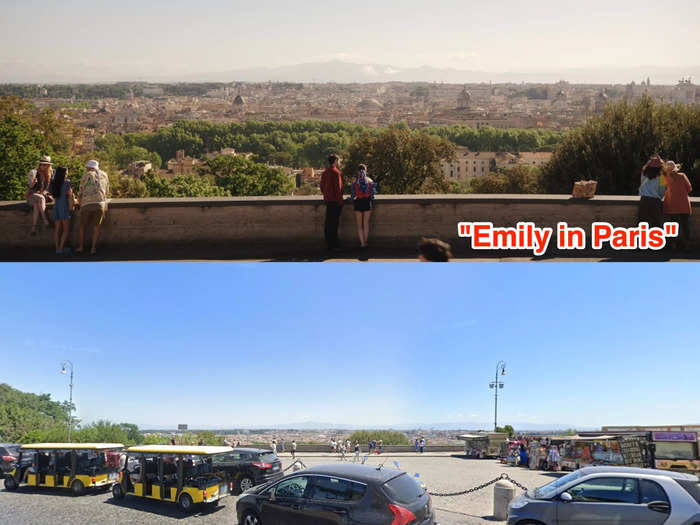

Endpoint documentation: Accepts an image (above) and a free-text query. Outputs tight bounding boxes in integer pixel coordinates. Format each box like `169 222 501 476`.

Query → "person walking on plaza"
271 440 277 455
378 439 383 455
351 164 376 249
291 440 297 459
639 154 666 228
663 160 693 250
419 437 425 454
26 155 55 236
49 166 74 255
414 438 419 453
320 154 344 250
353 441 360 463
77 160 110 255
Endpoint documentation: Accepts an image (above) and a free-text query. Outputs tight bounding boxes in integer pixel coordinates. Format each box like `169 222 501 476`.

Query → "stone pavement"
0 455 558 525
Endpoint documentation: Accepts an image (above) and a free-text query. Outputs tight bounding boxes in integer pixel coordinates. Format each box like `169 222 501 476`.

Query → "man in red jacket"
320 154 344 249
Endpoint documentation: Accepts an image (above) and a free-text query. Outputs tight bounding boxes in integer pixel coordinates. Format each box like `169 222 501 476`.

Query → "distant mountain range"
2 60 698 85
183 61 700 86
141 421 598 433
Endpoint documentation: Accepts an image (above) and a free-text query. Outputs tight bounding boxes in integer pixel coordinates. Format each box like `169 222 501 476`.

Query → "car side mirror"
560 492 573 502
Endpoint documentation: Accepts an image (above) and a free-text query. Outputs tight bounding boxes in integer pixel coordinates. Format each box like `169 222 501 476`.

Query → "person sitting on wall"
26 155 55 236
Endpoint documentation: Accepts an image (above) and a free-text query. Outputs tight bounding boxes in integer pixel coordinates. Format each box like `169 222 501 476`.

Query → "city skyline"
1 263 698 430
2 0 699 83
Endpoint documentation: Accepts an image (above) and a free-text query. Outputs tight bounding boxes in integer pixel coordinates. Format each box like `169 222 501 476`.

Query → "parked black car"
236 463 438 525
0 444 20 474
212 448 283 494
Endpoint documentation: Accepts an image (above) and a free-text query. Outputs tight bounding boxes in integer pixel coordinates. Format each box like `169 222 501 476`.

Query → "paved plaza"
0 453 556 525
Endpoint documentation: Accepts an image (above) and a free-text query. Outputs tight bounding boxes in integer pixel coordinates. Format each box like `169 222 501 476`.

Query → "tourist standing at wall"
26 155 55 236
639 154 666 228
77 160 110 255
419 437 425 454
354 441 360 463
291 440 297 459
663 160 693 250
49 166 74 255
351 164 376 249
320 154 344 250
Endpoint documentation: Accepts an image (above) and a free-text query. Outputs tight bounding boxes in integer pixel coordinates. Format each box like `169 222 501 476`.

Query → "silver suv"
508 466 700 525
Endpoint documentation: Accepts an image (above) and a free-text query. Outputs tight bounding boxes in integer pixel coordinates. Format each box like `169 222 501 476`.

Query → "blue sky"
2 0 699 80
0 263 698 430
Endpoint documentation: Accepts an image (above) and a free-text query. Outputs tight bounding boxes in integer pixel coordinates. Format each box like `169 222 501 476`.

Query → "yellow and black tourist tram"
112 445 234 512
3 443 124 495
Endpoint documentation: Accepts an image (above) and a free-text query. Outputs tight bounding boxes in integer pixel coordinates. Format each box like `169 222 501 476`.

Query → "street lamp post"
489 361 506 432
60 361 74 443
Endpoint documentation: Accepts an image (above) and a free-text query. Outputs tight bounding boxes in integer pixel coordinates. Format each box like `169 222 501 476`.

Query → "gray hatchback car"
508 466 700 525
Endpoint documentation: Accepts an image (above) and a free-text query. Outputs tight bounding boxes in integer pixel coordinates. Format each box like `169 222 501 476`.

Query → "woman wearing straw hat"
663 160 692 250
638 154 666 228
25 155 55 235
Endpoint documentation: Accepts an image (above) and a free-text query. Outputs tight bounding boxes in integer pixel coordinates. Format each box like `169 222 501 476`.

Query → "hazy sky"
1 0 699 80
1 263 698 430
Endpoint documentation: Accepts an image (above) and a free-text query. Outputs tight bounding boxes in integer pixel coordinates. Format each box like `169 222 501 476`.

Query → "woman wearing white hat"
26 155 55 235
77 160 110 255
663 160 692 250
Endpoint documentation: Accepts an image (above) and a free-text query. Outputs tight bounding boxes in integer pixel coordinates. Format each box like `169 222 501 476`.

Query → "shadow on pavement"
105 496 228 520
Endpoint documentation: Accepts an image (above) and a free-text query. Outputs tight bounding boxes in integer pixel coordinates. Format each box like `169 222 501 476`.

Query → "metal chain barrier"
429 473 528 497
282 459 307 473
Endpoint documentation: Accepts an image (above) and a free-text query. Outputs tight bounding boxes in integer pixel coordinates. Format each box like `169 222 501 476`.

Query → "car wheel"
237 476 254 494
242 511 261 525
112 483 124 500
4 476 18 491
178 493 194 513
71 479 85 497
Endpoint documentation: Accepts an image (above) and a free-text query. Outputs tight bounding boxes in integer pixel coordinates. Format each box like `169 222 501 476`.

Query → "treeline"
347 430 410 446
542 96 700 195
0 83 230 100
425 125 562 152
0 383 142 445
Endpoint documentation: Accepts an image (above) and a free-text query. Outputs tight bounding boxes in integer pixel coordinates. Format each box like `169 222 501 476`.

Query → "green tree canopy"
342 126 455 194
542 96 700 195
201 155 295 196
468 165 543 194
347 430 410 446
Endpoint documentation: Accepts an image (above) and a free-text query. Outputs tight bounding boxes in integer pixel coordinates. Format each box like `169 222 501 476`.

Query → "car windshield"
533 470 586 499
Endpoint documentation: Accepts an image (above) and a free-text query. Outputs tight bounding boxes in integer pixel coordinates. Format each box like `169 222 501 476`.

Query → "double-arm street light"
60 361 74 443
489 361 506 432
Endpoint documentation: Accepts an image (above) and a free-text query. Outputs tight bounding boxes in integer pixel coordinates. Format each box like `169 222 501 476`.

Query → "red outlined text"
457 222 679 255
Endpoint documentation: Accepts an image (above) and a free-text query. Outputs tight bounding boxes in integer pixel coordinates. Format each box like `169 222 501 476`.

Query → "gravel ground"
0 455 556 525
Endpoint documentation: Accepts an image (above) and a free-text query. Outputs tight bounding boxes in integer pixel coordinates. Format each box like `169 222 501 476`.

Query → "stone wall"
2 195 698 257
